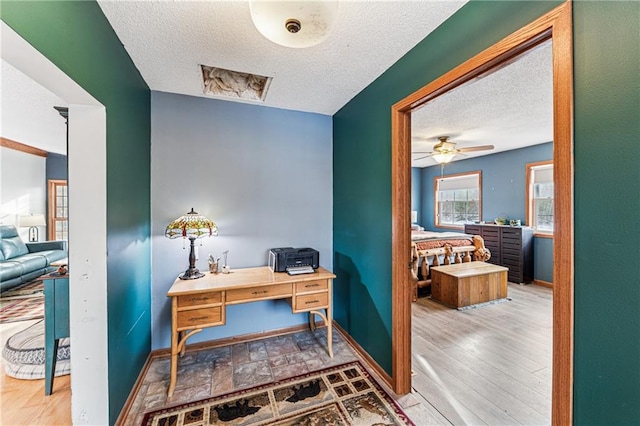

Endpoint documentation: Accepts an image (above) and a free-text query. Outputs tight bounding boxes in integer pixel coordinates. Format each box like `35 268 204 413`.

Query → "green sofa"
0 225 67 292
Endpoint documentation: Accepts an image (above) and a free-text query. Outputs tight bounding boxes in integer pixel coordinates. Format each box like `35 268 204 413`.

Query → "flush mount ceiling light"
249 0 339 48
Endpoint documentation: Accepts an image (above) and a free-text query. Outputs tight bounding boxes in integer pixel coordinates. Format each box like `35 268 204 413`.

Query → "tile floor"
120 327 438 425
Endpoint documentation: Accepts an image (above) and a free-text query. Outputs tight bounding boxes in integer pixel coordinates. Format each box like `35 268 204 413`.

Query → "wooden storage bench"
431 261 508 309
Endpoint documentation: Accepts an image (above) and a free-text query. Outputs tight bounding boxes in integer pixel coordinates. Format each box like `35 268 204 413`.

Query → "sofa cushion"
0 261 23 282
1 236 29 260
13 254 49 271
30 250 66 265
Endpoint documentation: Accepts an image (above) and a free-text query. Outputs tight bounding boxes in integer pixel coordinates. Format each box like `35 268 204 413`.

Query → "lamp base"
179 268 205 280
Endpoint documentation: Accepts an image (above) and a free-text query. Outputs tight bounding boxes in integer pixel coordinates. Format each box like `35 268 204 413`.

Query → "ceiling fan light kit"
249 0 339 48
412 136 495 166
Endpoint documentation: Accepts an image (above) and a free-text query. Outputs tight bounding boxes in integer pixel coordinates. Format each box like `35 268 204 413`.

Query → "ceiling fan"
412 136 495 164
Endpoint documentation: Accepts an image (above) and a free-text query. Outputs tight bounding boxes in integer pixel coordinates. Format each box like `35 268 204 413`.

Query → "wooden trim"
391 105 413 394
391 2 573 425
0 137 47 157
114 350 155 426
433 170 482 228
535 279 554 288
550 3 574 424
48 180 68 240
334 322 394 388
526 159 554 232
535 232 554 239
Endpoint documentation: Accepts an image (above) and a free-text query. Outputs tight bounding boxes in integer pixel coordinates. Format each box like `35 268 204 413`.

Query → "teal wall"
0 1 152 423
333 0 563 377
418 143 554 282
334 0 639 423
572 1 640 423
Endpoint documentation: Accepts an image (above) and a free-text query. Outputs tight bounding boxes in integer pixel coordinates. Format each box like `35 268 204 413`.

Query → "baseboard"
114 350 155 426
534 279 553 288
333 321 394 390
116 322 326 423
117 321 390 423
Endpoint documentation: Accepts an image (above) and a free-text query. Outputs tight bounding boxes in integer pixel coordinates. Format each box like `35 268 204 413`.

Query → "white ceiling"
0 59 68 154
96 0 467 115
411 41 553 167
1 1 552 163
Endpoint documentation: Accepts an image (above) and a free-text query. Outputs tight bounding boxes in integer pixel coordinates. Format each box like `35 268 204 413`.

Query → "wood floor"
411 283 553 425
0 283 551 426
0 319 72 425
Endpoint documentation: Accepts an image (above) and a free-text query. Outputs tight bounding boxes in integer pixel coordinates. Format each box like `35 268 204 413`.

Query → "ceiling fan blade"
412 154 433 161
456 144 494 153
412 151 433 155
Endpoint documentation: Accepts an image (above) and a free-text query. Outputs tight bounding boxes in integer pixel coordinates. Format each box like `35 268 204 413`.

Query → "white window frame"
526 160 554 236
434 171 482 229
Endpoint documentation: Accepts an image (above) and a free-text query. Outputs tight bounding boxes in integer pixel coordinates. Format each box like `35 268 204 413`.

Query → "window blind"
437 174 479 191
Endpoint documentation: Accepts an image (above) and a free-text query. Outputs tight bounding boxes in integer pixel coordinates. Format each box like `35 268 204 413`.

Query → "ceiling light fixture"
249 0 339 48
432 152 456 164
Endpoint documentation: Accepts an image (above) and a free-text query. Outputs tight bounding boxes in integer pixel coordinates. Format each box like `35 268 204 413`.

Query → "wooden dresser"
464 224 534 284
166 266 336 396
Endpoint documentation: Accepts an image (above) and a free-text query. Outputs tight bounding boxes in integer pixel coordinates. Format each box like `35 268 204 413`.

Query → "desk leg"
168 297 178 397
45 339 59 396
326 306 333 358
309 312 316 331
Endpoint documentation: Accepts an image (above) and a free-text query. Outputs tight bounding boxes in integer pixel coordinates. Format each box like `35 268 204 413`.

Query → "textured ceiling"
1 1 552 163
411 41 553 167
0 59 68 154
96 0 467 115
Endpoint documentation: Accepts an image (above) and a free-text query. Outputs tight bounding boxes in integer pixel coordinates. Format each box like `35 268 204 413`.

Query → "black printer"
268 247 319 273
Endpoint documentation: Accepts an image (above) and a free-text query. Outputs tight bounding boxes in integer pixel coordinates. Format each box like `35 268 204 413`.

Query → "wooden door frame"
391 2 573 425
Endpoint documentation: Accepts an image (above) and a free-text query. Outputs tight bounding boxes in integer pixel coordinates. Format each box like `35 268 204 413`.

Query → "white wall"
0 147 46 240
151 91 333 349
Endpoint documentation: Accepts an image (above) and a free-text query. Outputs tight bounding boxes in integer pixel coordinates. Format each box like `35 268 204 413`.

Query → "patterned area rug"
0 280 44 299
0 296 44 323
141 361 415 426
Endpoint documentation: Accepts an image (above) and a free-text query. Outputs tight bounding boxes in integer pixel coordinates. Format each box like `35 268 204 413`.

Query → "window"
527 161 553 235
434 171 481 228
48 179 68 241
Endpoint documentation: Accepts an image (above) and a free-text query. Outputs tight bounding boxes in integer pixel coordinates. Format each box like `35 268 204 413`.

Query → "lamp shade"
18 214 46 227
249 0 339 48
165 208 218 239
432 152 456 164
411 211 418 224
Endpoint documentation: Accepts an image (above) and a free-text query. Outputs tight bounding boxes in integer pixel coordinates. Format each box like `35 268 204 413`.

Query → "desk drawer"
295 280 329 293
177 291 222 308
226 283 292 303
294 292 329 312
177 307 223 329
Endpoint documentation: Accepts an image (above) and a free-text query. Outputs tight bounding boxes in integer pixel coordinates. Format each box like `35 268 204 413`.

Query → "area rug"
141 361 415 426
0 296 44 323
0 279 44 300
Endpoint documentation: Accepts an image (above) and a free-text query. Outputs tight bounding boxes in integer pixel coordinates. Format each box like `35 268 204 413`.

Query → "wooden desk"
431 262 508 308
166 266 336 397
43 272 70 395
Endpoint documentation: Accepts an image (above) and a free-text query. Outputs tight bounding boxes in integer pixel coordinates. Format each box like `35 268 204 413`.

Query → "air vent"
200 65 271 101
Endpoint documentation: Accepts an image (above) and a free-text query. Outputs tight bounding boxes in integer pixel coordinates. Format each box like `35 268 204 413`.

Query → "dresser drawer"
177 307 223 329
177 291 222 308
226 283 292 303
295 280 329 293
294 292 329 312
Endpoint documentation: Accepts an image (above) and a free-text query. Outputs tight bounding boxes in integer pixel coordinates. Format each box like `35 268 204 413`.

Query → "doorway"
1 21 109 423
391 2 573 424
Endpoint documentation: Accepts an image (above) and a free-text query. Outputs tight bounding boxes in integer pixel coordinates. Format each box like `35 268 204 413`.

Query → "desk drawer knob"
252 290 268 296
305 300 320 304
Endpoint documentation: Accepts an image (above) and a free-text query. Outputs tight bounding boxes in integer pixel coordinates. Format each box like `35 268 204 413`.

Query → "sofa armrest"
27 240 67 253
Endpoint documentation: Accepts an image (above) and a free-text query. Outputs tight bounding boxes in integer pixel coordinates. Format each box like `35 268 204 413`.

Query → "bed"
410 229 490 300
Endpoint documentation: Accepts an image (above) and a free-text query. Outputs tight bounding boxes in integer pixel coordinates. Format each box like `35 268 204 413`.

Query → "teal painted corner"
1 1 152 423
334 0 640 424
